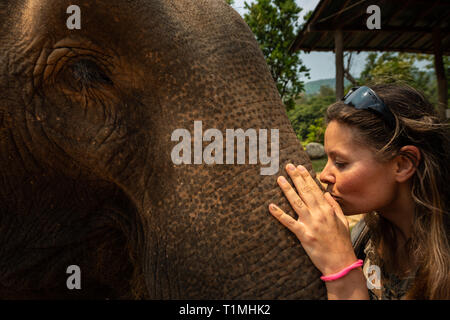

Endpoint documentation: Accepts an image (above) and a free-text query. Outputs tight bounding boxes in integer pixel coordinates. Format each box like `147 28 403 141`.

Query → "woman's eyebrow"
327 150 349 158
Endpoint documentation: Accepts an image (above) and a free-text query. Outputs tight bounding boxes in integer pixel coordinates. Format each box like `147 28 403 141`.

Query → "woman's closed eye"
334 161 347 169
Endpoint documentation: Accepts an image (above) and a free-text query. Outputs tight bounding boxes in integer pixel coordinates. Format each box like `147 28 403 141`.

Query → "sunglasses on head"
343 86 395 128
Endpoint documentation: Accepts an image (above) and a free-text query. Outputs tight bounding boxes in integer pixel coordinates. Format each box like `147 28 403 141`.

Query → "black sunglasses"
343 86 395 128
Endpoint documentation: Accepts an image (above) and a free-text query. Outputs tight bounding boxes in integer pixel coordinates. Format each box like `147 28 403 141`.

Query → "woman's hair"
325 83 450 299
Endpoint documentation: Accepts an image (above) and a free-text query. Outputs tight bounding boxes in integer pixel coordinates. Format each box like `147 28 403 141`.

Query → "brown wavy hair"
325 83 450 299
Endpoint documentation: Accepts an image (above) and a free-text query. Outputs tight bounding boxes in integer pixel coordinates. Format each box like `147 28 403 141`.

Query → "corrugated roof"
291 0 450 54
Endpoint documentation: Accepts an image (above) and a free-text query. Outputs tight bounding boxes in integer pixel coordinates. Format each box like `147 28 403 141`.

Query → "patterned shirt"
362 238 416 300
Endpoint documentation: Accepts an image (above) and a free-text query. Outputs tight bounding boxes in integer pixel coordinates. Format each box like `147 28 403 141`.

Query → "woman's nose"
319 164 335 185
319 171 328 184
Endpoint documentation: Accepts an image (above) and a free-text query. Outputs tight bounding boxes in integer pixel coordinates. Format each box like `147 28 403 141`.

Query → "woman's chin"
341 204 367 216
332 197 366 216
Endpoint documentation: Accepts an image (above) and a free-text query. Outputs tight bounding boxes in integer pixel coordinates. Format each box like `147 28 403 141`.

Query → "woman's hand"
269 163 358 276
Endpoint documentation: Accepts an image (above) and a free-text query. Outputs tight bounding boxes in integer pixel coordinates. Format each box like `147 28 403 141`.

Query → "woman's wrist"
325 267 369 300
321 260 364 282
320 253 359 276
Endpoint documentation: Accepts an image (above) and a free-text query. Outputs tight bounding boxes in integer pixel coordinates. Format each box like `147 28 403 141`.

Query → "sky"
229 0 375 82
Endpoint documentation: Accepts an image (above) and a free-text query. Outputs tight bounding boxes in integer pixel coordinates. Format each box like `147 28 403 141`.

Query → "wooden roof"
291 0 450 54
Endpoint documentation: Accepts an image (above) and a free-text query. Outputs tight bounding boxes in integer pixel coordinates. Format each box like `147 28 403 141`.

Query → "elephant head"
0 0 326 299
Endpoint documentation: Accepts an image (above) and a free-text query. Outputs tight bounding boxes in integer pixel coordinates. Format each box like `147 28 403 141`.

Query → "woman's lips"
330 193 342 201
325 188 342 201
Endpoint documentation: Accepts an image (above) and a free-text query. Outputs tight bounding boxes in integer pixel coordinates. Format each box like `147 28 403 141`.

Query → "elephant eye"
64 58 113 90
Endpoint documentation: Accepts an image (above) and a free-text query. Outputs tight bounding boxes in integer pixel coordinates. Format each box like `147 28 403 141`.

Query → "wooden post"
335 30 344 101
432 28 448 120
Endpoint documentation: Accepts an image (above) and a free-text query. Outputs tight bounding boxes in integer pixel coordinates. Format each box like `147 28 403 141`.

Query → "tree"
288 85 335 144
359 52 449 115
343 52 358 86
243 0 310 111
416 54 450 113
359 52 429 88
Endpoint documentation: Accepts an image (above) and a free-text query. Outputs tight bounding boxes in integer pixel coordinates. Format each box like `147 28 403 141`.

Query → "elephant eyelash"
63 58 114 90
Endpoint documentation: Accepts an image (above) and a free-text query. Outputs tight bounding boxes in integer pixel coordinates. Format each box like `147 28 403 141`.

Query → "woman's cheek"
337 169 386 213
336 170 366 196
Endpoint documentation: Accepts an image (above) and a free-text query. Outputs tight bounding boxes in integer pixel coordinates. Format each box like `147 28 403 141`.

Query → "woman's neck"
376 182 418 275
378 182 415 241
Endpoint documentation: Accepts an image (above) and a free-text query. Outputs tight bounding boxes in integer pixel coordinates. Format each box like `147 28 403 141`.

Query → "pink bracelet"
320 259 364 282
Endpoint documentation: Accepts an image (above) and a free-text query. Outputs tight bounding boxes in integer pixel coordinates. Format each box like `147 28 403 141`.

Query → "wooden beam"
401 32 428 50
406 0 450 5
335 30 344 101
404 0 440 28
414 32 433 49
381 0 406 27
291 45 449 55
310 26 450 34
314 0 390 31
310 30 329 51
432 28 448 120
290 0 330 52
315 0 369 25
331 0 352 25
308 0 332 27
382 32 404 49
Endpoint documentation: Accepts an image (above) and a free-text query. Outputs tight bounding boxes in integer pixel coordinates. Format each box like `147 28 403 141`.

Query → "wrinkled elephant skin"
0 0 326 299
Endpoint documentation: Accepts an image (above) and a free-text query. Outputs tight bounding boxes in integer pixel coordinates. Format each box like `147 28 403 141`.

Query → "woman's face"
319 120 398 215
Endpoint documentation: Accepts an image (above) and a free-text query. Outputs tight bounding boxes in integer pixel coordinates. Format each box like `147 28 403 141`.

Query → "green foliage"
359 52 430 87
415 54 450 107
225 0 234 5
243 0 310 111
311 157 328 173
302 10 313 22
358 52 449 109
305 117 326 144
288 85 335 145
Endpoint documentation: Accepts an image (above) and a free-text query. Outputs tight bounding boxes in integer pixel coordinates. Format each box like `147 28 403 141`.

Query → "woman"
268 84 450 299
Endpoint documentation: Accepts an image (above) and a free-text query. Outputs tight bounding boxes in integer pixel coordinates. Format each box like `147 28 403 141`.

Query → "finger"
324 192 348 227
296 165 329 206
285 164 326 208
269 203 305 236
277 175 309 219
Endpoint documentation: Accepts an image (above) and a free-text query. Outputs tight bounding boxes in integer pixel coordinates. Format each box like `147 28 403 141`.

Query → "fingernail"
297 165 306 172
287 163 296 172
269 203 278 210
278 176 287 184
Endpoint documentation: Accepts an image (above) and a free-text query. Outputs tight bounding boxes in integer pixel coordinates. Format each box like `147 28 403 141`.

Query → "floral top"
362 238 416 300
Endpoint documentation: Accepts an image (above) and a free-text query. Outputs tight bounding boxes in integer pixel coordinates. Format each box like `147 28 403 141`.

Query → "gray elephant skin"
0 0 326 299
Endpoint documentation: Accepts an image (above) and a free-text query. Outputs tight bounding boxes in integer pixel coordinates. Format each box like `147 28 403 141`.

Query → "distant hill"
304 78 351 95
